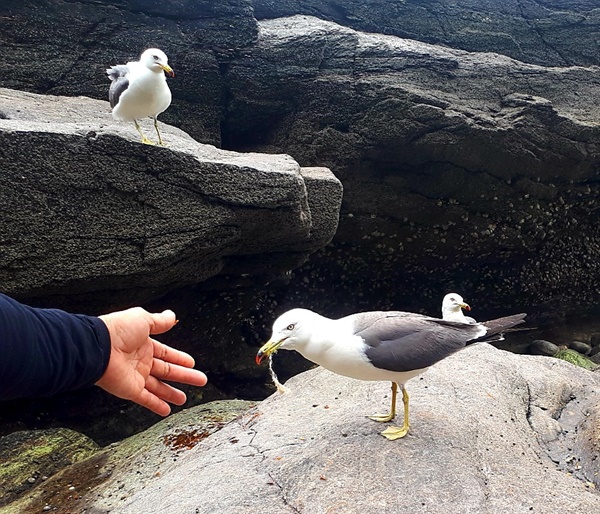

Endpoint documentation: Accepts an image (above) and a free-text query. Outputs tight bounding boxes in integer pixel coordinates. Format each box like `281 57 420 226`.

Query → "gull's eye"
153 55 160 61
286 323 295 331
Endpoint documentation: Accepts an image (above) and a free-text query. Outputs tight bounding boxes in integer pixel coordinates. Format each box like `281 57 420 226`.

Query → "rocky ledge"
3 345 599 513
0 87 342 311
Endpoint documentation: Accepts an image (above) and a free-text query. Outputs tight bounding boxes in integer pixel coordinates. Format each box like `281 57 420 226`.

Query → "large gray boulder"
222 16 600 318
10 344 599 513
0 87 342 310
253 0 600 67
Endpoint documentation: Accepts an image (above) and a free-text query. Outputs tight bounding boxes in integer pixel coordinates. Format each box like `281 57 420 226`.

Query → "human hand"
96 307 207 416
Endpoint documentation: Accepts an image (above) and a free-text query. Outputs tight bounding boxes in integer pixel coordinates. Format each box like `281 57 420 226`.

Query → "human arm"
0 294 207 415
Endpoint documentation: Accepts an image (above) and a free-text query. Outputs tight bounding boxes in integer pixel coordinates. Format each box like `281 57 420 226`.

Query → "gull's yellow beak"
256 338 286 365
460 302 471 311
160 64 175 78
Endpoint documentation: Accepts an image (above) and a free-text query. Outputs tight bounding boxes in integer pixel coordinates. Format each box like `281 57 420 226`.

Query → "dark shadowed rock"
529 339 559 356
0 0 258 144
221 15 600 318
0 88 342 310
253 0 600 67
568 340 593 355
9 344 599 513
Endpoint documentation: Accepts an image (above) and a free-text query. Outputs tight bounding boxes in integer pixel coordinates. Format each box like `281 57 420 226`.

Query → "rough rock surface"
222 15 600 318
0 428 99 508
252 0 600 67
1 0 258 145
2 400 254 513
8 344 599 513
0 87 342 310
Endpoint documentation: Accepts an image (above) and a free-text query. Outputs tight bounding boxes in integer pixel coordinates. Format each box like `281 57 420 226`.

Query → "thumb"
144 309 177 335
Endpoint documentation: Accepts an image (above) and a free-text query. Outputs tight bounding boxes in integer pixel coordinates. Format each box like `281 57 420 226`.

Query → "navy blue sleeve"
0 293 112 401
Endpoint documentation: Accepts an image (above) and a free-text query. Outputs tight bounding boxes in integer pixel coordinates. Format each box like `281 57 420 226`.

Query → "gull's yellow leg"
369 381 397 422
153 116 165 146
134 120 155 145
380 385 410 440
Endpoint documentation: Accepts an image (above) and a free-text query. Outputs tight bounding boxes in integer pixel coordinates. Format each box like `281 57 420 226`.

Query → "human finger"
146 375 187 406
133 388 172 417
151 358 208 387
138 309 178 335
153 339 197 368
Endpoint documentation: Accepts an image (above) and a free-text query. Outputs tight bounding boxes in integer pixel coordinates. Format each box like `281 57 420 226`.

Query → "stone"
8 344 598 513
529 339 559 356
0 88 342 311
568 340 593 355
2 400 254 513
252 0 600 67
0 428 99 508
221 15 600 318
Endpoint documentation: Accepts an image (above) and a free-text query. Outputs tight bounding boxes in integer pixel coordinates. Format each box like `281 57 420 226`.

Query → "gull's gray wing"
351 311 485 373
353 311 527 373
106 65 129 108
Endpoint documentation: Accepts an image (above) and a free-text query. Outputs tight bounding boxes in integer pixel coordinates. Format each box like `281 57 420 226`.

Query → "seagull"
441 293 477 323
106 48 174 145
256 308 526 440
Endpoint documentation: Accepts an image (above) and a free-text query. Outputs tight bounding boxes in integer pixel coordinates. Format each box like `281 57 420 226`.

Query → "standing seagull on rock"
107 48 174 145
257 308 526 440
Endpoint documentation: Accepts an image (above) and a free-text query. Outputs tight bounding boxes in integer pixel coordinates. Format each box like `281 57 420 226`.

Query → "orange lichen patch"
162 429 210 451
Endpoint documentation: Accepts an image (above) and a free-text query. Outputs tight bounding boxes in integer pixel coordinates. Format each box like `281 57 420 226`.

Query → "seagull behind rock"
257 308 526 440
441 293 477 323
107 48 174 145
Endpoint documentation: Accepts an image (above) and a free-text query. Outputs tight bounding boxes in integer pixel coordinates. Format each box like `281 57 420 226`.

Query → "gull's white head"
140 48 175 77
256 308 320 364
441 293 471 321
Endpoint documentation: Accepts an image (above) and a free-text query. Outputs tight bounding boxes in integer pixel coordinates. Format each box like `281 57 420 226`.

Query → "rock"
529 339 559 356
0 88 342 311
591 334 600 347
252 0 600 67
223 15 600 318
11 344 598 513
3 400 253 513
0 0 258 144
0 428 99 508
568 340 593 355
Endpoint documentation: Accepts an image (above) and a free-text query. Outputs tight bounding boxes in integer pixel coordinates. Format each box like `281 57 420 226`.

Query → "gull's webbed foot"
380 423 410 440
369 412 395 423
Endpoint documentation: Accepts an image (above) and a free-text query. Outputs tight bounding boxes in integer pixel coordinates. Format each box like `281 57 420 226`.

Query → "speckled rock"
223 15 600 320
252 0 600 67
0 88 342 311
0 428 99 508
31 344 600 514
2 400 254 513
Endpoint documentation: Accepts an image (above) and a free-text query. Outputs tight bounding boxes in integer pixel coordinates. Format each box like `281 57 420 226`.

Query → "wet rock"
529 339 559 356
3 400 253 513
567 340 593 355
0 428 99 508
